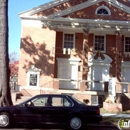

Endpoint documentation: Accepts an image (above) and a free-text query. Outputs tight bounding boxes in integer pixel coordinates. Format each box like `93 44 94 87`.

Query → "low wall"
103 102 122 112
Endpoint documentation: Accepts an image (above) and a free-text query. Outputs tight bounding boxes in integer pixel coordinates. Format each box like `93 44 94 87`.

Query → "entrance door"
58 63 78 90
91 66 108 91
122 67 130 93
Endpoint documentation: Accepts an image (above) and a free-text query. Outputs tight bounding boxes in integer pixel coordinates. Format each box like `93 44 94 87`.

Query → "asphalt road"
0 125 120 130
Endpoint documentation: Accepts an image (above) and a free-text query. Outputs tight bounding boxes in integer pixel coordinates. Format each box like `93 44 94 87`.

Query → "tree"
9 51 19 63
9 61 19 76
0 0 13 106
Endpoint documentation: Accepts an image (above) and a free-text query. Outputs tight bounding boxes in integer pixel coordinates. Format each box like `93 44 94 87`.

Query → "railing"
52 47 76 55
40 80 54 94
39 78 130 94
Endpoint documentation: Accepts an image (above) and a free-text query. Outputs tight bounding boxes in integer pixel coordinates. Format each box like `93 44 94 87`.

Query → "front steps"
11 92 32 105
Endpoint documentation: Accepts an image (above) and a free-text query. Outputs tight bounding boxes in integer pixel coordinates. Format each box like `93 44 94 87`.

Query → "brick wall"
18 20 56 87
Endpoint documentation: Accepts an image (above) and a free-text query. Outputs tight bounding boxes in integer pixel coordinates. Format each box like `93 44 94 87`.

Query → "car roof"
35 94 72 97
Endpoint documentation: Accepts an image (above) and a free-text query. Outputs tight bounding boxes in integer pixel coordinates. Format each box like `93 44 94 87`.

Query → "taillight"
97 108 100 115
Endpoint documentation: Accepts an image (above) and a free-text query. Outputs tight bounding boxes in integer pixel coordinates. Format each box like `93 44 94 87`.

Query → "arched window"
96 5 111 15
97 8 108 14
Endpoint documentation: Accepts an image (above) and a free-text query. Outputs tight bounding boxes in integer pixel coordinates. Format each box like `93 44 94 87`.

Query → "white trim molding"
19 0 69 17
122 61 130 67
47 0 130 18
19 0 130 18
27 65 41 87
88 54 113 66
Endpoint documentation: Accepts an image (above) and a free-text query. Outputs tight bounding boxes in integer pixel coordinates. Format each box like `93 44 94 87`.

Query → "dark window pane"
97 8 108 15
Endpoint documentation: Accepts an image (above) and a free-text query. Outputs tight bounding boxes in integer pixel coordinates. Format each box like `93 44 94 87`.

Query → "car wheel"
0 112 11 128
69 117 82 130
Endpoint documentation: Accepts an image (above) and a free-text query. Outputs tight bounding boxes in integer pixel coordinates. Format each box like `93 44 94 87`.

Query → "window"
95 5 111 15
125 37 130 52
29 74 37 86
63 33 74 49
52 96 72 107
25 96 48 107
97 8 108 14
94 35 105 51
27 66 40 87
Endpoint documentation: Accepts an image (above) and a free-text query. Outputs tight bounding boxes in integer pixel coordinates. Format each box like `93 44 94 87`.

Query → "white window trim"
27 71 40 87
62 32 75 49
95 5 111 15
93 34 106 53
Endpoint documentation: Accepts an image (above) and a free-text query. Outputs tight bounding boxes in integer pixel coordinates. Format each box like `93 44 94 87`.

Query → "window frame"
27 71 40 87
93 34 106 52
95 5 111 15
124 36 130 53
63 32 75 49
51 96 73 107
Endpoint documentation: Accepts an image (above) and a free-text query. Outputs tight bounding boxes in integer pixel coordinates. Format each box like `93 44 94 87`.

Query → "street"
0 124 120 130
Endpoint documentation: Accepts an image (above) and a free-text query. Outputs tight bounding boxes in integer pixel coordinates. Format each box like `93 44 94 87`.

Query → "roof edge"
19 0 69 17
20 16 130 26
48 0 130 18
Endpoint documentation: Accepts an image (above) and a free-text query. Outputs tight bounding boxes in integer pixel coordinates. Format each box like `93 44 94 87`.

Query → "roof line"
47 0 130 18
104 0 130 13
20 16 130 26
19 0 69 17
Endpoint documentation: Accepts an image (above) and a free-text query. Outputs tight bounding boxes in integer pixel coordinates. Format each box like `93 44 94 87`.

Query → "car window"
51 97 72 107
25 96 48 107
25 96 73 107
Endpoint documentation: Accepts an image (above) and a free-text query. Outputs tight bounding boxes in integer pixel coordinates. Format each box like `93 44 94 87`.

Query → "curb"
86 123 118 128
101 113 130 118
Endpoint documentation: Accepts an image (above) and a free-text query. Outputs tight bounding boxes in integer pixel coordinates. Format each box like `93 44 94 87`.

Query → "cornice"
19 0 130 18
48 0 130 18
48 0 103 18
19 0 69 17
20 16 130 26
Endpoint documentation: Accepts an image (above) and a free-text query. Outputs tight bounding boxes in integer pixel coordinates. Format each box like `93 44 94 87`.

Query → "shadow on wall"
20 35 54 77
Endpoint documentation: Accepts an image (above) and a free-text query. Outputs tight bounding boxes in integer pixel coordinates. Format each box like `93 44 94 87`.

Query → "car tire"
68 116 82 130
0 112 11 128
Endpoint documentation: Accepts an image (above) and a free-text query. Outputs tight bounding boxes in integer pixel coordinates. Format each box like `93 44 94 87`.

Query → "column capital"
83 28 89 34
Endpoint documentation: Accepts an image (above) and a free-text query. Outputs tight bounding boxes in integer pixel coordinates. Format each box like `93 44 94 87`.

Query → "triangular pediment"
88 54 112 64
47 0 130 19
19 0 130 18
19 0 130 30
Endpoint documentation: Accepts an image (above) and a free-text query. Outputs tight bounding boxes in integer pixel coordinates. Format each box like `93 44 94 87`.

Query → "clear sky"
8 0 50 57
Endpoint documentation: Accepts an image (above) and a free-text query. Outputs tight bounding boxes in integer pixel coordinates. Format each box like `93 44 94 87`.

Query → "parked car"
0 94 102 129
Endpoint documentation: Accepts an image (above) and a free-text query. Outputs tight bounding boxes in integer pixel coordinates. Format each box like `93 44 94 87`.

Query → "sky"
8 0 50 57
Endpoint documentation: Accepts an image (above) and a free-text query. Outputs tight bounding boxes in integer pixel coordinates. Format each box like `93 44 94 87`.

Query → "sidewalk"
101 113 130 118
88 113 130 128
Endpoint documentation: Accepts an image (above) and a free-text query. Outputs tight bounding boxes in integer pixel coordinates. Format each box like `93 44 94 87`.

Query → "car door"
44 95 73 124
14 95 49 125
